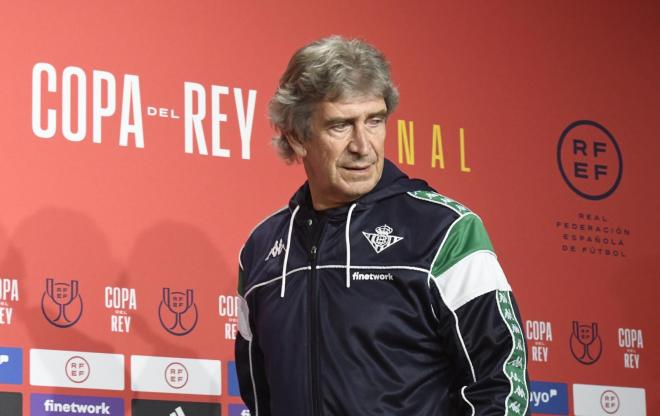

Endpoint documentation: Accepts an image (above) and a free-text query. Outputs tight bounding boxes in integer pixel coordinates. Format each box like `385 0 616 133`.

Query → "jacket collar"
288 158 428 218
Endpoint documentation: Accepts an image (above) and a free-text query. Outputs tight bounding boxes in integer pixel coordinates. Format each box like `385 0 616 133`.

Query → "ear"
286 134 307 160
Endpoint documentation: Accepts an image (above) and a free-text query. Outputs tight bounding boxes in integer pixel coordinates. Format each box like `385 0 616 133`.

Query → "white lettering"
32 63 145 147
531 345 548 362
184 82 207 155
0 279 19 301
110 315 131 333
618 328 644 349
218 295 239 317
234 87 257 159
525 320 553 341
225 322 237 340
43 398 111 414
92 70 116 144
211 85 230 157
0 307 13 325
624 353 640 368
351 271 394 281
118 74 144 148
104 287 137 310
62 66 87 142
183 82 255 158
32 62 57 138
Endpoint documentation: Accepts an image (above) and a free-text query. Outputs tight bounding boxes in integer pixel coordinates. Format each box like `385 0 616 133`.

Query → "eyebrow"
322 110 389 127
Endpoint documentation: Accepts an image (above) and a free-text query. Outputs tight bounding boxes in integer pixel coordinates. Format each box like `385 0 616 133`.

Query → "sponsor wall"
1 1 658 415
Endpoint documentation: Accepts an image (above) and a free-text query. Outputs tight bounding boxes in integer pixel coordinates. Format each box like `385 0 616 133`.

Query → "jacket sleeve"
429 212 530 416
235 262 272 415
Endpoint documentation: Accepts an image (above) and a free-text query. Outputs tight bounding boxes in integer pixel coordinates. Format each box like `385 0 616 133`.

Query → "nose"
348 125 370 155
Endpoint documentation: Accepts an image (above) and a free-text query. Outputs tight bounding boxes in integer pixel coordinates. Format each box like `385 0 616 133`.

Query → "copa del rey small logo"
362 225 403 254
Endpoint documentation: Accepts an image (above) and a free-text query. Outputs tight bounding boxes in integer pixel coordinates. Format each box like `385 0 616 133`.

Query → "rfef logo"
570 321 603 364
0 391 22 415
131 355 221 396
529 381 568 415
41 278 83 328
159 288 198 335
164 362 188 389
573 384 646 415
228 404 250 416
30 349 124 390
131 399 220 416
0 347 23 384
31 393 123 416
557 120 623 200
65 356 90 383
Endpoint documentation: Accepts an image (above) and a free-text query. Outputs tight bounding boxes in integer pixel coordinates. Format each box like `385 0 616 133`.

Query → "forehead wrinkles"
320 97 387 119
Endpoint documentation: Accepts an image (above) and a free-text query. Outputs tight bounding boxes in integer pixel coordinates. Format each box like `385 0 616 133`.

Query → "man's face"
292 96 387 210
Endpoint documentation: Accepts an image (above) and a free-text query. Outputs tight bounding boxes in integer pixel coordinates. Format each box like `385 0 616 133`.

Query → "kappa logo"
362 225 403 254
265 238 285 261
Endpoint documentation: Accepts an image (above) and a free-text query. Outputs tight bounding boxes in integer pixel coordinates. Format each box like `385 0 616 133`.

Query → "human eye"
329 122 351 133
366 116 385 128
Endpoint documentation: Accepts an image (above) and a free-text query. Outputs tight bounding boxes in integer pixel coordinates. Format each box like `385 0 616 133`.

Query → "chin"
345 179 378 197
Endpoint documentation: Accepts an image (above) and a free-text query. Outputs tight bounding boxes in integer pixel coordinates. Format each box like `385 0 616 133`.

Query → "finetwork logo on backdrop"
31 393 123 416
228 404 250 416
557 120 623 200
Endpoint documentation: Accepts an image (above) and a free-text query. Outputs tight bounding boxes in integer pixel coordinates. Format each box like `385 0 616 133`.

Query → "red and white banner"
1 1 658 415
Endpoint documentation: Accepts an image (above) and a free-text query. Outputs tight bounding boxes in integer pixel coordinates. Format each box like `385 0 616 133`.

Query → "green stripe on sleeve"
431 214 494 277
496 290 529 416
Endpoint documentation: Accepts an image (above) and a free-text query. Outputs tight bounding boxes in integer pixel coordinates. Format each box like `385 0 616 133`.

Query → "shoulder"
404 189 496 270
239 205 290 272
405 189 473 217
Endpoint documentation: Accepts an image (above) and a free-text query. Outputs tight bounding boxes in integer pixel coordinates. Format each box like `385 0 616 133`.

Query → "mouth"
343 165 371 171
341 161 375 171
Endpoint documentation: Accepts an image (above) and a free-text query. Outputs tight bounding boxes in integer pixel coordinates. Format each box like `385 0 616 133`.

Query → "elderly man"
235 36 530 416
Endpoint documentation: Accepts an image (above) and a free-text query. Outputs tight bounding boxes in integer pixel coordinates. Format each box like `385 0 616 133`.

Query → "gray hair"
269 36 399 162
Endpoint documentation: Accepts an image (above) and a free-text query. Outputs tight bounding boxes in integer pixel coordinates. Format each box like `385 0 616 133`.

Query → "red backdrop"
1 1 658 415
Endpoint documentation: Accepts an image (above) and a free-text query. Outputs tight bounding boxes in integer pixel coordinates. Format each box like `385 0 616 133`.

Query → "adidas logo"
170 406 185 416
362 225 403 253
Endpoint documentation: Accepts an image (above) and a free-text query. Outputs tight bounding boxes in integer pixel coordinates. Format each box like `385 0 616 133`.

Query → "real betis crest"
362 224 403 254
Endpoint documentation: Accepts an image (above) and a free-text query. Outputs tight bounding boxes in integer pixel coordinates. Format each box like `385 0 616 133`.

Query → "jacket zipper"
309 244 322 416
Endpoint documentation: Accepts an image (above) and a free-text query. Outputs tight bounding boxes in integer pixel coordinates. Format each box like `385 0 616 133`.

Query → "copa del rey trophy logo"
41 278 83 328
570 321 603 365
158 288 198 336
